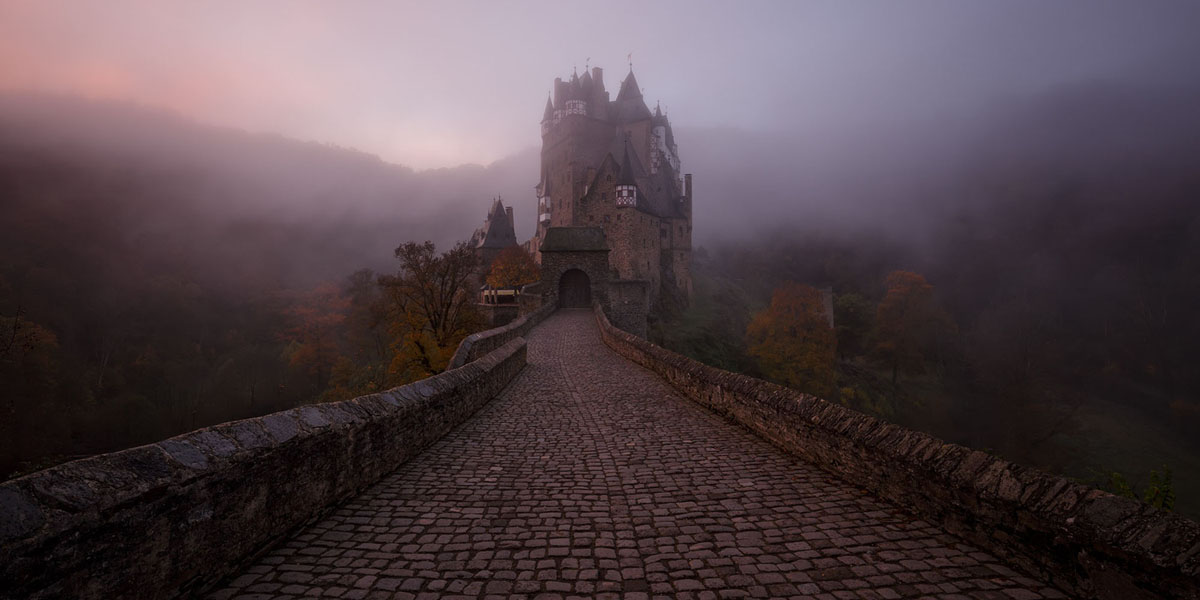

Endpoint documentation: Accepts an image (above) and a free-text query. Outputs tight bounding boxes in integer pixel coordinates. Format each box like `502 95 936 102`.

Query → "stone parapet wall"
0 338 528 600
606 279 649 338
448 302 555 370
593 303 1199 600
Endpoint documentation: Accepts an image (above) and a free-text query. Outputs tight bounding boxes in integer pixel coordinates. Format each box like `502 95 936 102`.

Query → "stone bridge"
1 309 1197 599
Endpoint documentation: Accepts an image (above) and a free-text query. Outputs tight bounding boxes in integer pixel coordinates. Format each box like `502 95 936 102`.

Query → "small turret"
564 69 588 117
541 94 554 135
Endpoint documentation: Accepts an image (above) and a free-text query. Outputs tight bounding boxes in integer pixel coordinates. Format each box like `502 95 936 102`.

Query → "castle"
530 66 692 307
472 65 693 332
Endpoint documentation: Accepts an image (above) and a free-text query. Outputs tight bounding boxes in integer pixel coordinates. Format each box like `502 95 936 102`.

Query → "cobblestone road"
210 310 1066 600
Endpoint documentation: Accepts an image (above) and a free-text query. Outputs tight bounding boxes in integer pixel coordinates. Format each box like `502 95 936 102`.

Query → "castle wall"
606 279 650 338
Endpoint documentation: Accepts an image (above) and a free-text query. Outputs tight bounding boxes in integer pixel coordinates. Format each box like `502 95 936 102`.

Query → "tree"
746 282 837 398
379 241 480 384
873 271 954 386
282 283 350 393
486 246 539 292
833 292 874 360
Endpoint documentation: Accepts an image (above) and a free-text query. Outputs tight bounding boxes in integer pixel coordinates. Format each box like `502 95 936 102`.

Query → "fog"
4 3 1200 513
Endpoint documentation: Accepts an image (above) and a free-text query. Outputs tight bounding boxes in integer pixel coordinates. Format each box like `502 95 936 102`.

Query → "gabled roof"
604 133 683 219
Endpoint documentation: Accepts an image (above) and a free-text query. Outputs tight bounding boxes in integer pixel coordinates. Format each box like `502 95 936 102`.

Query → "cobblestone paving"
209 310 1067 600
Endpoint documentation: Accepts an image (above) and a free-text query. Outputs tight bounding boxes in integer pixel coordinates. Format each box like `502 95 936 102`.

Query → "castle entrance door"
558 269 591 308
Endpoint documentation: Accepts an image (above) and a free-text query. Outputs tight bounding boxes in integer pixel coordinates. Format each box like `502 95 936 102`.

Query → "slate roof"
474 198 517 249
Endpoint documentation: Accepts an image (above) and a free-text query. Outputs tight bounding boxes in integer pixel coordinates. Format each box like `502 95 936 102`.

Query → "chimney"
505 206 514 229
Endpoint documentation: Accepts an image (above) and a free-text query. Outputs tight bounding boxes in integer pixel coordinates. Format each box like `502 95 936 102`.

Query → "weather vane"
628 52 633 70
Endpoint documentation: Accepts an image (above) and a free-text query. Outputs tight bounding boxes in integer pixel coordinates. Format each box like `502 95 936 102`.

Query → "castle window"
601 192 607 200
606 175 612 182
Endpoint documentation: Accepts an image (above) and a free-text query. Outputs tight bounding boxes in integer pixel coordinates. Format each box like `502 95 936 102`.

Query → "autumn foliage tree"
873 270 955 385
486 246 539 291
746 282 837 399
379 241 480 384
282 283 351 393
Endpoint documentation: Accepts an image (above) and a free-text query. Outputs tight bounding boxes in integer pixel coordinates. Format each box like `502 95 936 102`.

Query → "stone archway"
557 269 592 308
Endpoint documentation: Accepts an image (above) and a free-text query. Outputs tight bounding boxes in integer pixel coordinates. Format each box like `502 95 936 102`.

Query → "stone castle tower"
528 65 693 307
468 196 517 268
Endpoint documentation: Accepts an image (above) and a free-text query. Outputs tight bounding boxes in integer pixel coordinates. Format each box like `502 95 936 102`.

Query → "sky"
2 1 1198 169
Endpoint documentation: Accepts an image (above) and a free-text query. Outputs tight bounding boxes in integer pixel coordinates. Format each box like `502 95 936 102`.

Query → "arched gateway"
539 227 610 311
557 269 591 308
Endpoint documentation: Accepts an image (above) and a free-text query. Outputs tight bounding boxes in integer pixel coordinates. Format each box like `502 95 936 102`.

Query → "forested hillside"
0 93 534 477
655 80 1200 518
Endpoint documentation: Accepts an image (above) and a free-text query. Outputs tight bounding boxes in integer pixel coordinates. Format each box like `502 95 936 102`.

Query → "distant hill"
0 92 540 293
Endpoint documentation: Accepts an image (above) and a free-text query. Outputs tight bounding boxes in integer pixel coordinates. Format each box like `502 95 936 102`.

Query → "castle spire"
615 135 639 208
618 136 638 187
542 94 554 122
617 69 642 102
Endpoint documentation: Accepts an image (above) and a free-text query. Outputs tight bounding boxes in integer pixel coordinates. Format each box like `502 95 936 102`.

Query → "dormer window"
616 184 636 207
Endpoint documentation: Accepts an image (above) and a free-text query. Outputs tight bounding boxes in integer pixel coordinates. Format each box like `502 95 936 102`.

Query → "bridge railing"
447 301 555 370
593 302 1199 600
0 338 528 600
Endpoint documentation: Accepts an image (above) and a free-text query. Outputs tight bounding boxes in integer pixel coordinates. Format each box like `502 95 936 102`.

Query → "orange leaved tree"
379 241 480 384
746 282 837 399
873 270 954 386
485 246 539 303
282 282 351 393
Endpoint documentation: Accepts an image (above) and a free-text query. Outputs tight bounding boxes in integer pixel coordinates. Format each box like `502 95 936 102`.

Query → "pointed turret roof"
475 196 517 249
616 69 642 102
542 95 554 122
618 137 638 187
613 68 651 122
